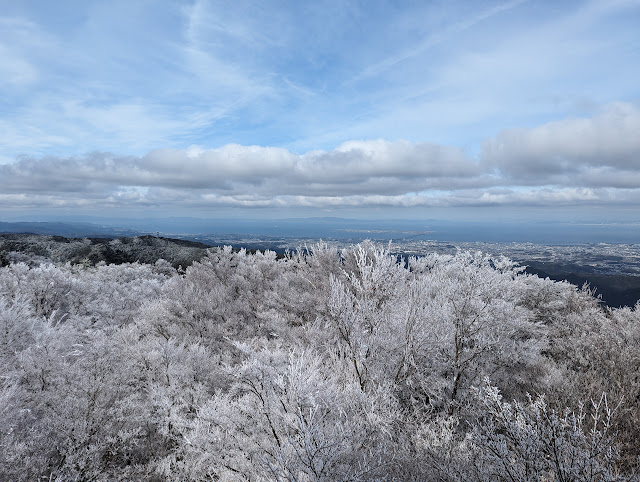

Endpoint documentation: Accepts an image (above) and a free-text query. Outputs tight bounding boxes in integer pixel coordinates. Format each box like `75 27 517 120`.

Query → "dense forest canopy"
0 240 638 480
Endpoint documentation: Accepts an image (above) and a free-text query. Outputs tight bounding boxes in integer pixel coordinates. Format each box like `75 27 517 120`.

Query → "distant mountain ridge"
0 221 141 238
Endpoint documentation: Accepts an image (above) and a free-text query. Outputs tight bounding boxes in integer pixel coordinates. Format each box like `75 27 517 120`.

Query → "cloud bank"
1 102 639 214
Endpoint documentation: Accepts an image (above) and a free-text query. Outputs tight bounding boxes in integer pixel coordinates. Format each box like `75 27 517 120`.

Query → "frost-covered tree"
471 380 621 481
157 342 399 481
1 240 638 480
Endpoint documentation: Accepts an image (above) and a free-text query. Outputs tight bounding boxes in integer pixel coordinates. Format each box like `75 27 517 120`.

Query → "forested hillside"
1 241 638 480
0 233 210 268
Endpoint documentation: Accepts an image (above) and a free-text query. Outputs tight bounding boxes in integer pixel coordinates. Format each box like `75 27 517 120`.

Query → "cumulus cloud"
482 102 640 184
2 102 640 213
0 140 488 197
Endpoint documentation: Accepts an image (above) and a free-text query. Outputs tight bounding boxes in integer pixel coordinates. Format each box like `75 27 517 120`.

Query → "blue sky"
1 0 639 223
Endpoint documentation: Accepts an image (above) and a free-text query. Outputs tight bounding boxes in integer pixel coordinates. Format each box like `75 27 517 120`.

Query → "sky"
1 0 639 224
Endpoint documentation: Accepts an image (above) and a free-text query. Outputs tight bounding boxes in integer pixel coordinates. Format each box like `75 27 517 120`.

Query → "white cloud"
0 17 46 89
0 43 38 87
351 0 528 84
482 102 640 184
0 140 485 197
2 100 640 216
